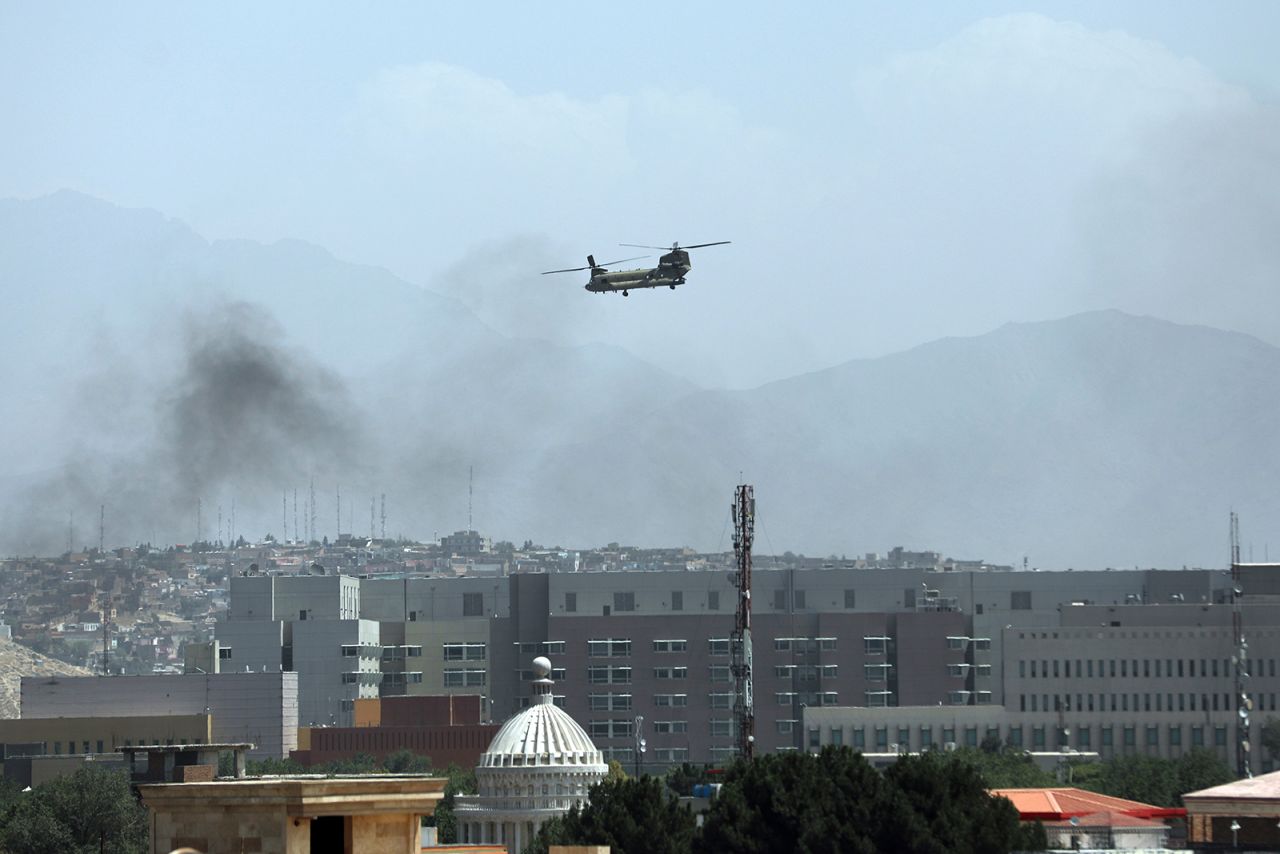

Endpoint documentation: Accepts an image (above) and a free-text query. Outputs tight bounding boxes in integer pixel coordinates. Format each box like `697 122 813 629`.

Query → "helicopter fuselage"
585 250 693 294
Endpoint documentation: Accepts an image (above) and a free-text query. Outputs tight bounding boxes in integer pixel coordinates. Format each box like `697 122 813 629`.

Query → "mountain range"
1 191 1276 569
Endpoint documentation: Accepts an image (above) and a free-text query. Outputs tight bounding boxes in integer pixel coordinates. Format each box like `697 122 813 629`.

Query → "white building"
453 657 608 854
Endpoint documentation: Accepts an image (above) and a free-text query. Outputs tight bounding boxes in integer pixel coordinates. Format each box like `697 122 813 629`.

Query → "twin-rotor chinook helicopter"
542 241 730 296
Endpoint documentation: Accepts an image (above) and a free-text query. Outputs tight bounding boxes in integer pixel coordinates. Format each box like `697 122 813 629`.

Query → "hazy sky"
3 2 1278 387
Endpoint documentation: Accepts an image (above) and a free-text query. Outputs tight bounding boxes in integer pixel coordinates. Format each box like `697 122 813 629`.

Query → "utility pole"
731 483 755 760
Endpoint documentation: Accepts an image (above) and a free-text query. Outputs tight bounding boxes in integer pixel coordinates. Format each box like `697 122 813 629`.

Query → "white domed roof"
478 657 606 769
480 701 605 768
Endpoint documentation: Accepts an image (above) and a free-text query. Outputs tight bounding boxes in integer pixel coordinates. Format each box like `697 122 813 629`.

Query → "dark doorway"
310 815 348 854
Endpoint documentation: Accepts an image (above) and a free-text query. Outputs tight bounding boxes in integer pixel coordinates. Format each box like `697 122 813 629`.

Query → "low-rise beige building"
139 776 445 854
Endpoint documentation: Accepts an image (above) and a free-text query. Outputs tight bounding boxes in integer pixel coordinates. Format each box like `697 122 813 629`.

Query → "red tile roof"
990 787 1186 821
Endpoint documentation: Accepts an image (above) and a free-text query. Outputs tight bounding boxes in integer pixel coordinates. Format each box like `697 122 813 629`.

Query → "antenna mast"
380 493 386 540
336 483 341 538
468 465 474 531
98 504 105 553
731 483 755 761
309 478 316 544
1231 511 1252 777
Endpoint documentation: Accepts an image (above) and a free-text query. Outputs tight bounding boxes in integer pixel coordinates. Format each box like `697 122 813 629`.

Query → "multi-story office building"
19 672 298 759
220 563 1276 770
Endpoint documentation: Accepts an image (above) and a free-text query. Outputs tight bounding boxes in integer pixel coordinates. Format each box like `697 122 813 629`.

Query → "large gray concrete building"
218 562 1280 771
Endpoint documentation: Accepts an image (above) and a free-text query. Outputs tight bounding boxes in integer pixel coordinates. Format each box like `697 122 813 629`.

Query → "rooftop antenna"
369 497 375 540
282 491 287 542
309 478 316 543
380 493 386 540
218 505 223 547
99 504 105 554
1231 510 1251 778
67 511 74 555
469 465 474 532
731 483 755 761
196 498 203 547
230 497 236 545
336 483 341 538
293 488 299 544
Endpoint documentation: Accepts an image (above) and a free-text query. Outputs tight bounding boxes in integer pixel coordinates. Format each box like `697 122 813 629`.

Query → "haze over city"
2 3 1279 567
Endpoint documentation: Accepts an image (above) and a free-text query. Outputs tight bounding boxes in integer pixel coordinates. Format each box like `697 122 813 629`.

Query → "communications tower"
731 484 755 760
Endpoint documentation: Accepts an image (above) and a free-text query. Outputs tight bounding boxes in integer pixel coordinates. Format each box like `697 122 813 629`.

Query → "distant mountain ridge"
1 191 1276 568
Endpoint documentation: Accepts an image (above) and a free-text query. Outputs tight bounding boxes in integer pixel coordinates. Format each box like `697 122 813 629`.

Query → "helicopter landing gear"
622 290 629 297
669 284 677 289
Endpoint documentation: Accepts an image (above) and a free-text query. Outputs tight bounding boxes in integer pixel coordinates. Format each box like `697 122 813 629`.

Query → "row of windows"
601 746 690 763
590 719 739 737
563 588 869 614
828 722 1231 751
1018 657 1275 680
442 642 485 661
588 691 841 710
443 668 486 687
1020 692 1277 714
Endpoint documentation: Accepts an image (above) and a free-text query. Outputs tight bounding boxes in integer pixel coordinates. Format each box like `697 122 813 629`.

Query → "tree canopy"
0 766 147 854
524 775 696 854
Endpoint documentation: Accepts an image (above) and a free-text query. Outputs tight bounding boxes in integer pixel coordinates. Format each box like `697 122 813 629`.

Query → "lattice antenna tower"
469 465 474 532
1231 511 1252 777
731 483 756 760
309 478 317 544
380 494 386 540
99 504 105 553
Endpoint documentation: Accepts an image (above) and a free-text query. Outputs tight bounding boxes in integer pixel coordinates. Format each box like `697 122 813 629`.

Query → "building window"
774 589 788 610
589 693 632 712
707 591 720 610
1124 726 1136 747
864 636 889 655
853 728 865 748
708 666 731 683
442 642 486 661
819 637 836 652
776 720 797 734
588 719 634 739
1192 725 1205 747
1169 726 1182 746
443 668 486 687
588 639 632 658
1008 727 1022 748
652 639 687 653
708 638 730 656
1011 591 1032 610
708 693 732 709
565 592 577 612
655 693 689 707
613 592 636 612
831 727 843 746
653 666 688 680
653 748 689 763
1215 726 1228 747
844 589 856 608
920 726 933 749
671 591 683 611
865 691 892 707
462 593 484 617
653 720 688 734
587 666 631 684
1032 726 1046 749
710 719 734 738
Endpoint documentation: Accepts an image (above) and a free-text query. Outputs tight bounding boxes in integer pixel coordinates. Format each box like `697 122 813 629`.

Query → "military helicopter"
542 240 730 296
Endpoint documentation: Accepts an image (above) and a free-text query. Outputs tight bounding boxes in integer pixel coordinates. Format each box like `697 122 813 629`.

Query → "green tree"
1262 717 1280 762
951 746 1058 789
1173 749 1234 804
383 749 431 773
1078 753 1178 806
429 763 478 844
663 762 715 796
885 751 1046 854
0 766 147 854
697 748 890 854
525 775 695 854
605 759 628 783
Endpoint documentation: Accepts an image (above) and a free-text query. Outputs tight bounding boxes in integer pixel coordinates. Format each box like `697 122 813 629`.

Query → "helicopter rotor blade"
619 241 731 251
596 255 649 267
541 266 590 275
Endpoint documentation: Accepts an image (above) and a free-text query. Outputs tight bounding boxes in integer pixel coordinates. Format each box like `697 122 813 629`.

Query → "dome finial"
531 655 554 703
